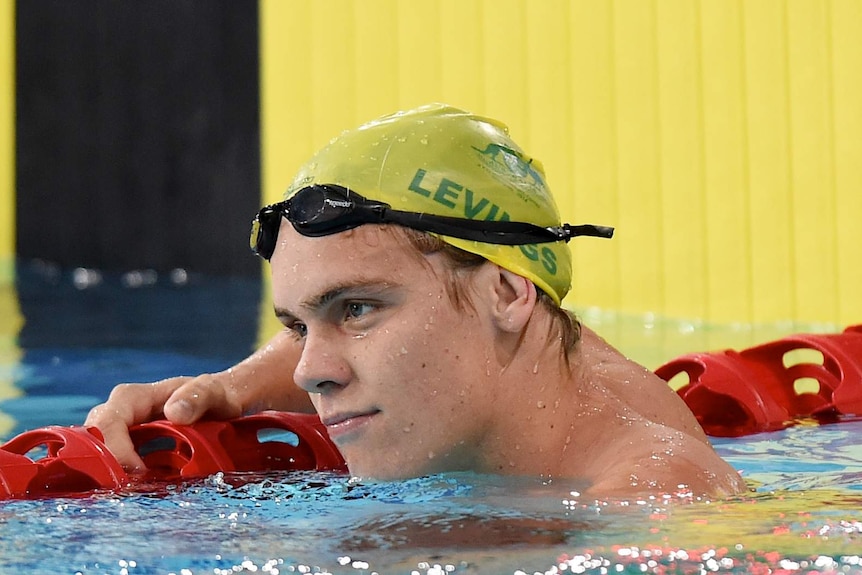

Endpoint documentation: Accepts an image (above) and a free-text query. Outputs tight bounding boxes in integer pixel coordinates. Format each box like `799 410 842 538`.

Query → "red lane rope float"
0 427 126 497
0 411 346 500
656 325 862 437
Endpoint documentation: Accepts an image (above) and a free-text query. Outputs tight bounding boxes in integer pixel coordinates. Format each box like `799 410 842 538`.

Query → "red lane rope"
656 325 862 437
0 411 346 500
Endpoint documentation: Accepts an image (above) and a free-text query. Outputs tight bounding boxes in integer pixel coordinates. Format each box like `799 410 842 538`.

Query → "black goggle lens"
291 190 345 226
250 186 366 259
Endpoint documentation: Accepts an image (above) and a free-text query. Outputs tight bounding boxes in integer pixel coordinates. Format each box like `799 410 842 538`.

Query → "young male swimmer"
86 104 745 497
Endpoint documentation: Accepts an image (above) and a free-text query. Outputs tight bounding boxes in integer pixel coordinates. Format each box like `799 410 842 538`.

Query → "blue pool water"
3 260 862 575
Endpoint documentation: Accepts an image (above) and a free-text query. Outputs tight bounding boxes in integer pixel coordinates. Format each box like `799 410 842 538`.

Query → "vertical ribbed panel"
0 2 22 436
614 0 663 316
568 1 620 311
787 0 837 322
656 0 707 319
260 0 862 325
833 0 862 323
744 0 796 322
700 0 752 322
0 1 13 269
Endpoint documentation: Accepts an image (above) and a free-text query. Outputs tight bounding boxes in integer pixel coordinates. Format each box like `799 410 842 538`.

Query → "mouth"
320 409 380 440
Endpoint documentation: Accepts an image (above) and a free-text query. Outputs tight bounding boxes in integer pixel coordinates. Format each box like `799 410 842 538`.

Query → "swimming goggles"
250 184 614 260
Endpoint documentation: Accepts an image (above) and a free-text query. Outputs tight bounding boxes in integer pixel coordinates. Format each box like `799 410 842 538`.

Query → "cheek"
397 310 466 364
359 323 453 406
393 323 489 403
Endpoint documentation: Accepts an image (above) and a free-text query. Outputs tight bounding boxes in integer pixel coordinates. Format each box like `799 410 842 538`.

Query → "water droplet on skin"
536 401 546 409
427 452 435 459
532 362 540 374
420 137 428 145
402 427 412 433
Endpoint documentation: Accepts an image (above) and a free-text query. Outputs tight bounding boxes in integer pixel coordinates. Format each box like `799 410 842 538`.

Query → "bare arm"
85 329 313 471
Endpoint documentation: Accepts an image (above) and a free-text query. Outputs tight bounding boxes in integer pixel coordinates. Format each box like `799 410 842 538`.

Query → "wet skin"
269 222 746 496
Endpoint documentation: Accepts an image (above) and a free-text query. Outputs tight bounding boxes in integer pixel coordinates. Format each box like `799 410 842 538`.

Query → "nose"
293 330 352 394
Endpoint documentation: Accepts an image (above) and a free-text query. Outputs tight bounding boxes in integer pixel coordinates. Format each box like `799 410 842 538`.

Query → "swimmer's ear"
488 266 537 333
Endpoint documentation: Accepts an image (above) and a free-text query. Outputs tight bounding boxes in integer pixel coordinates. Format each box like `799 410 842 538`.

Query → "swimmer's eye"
345 301 375 320
286 321 308 339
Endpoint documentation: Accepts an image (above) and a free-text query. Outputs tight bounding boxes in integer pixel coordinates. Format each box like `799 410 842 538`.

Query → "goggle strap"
385 209 614 245
559 224 615 240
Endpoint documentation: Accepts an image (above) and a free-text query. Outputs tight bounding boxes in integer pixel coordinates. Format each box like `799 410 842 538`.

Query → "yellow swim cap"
285 104 572 304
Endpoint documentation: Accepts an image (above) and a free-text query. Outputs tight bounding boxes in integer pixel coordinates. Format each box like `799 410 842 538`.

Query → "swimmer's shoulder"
577 325 710 443
583 422 747 498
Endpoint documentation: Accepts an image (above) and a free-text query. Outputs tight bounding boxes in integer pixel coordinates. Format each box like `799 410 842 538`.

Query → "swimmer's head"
271 104 613 305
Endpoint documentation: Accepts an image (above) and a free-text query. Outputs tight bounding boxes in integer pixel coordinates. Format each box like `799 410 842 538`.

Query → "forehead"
269 222 437 296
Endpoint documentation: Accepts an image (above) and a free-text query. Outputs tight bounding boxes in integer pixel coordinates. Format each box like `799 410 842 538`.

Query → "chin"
344 450 463 481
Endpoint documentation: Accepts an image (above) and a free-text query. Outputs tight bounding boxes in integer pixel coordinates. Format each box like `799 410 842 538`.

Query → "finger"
85 378 190 470
163 373 244 425
85 378 188 428
85 402 147 472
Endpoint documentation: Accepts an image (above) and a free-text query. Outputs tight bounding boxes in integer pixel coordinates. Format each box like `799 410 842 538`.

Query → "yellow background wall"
0 2 21 434
261 0 862 326
1 1 13 275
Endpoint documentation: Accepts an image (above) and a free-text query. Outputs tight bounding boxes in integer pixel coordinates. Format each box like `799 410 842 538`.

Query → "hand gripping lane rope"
0 411 346 500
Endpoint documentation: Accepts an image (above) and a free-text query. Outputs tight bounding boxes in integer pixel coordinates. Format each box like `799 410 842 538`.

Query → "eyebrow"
274 280 395 321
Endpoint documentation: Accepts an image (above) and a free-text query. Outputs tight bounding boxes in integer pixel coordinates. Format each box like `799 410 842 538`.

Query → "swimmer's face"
270 222 502 479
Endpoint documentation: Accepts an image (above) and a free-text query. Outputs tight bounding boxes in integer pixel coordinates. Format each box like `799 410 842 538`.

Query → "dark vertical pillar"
15 0 261 276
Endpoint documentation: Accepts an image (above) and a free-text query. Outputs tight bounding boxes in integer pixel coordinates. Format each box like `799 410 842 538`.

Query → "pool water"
3 260 862 575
